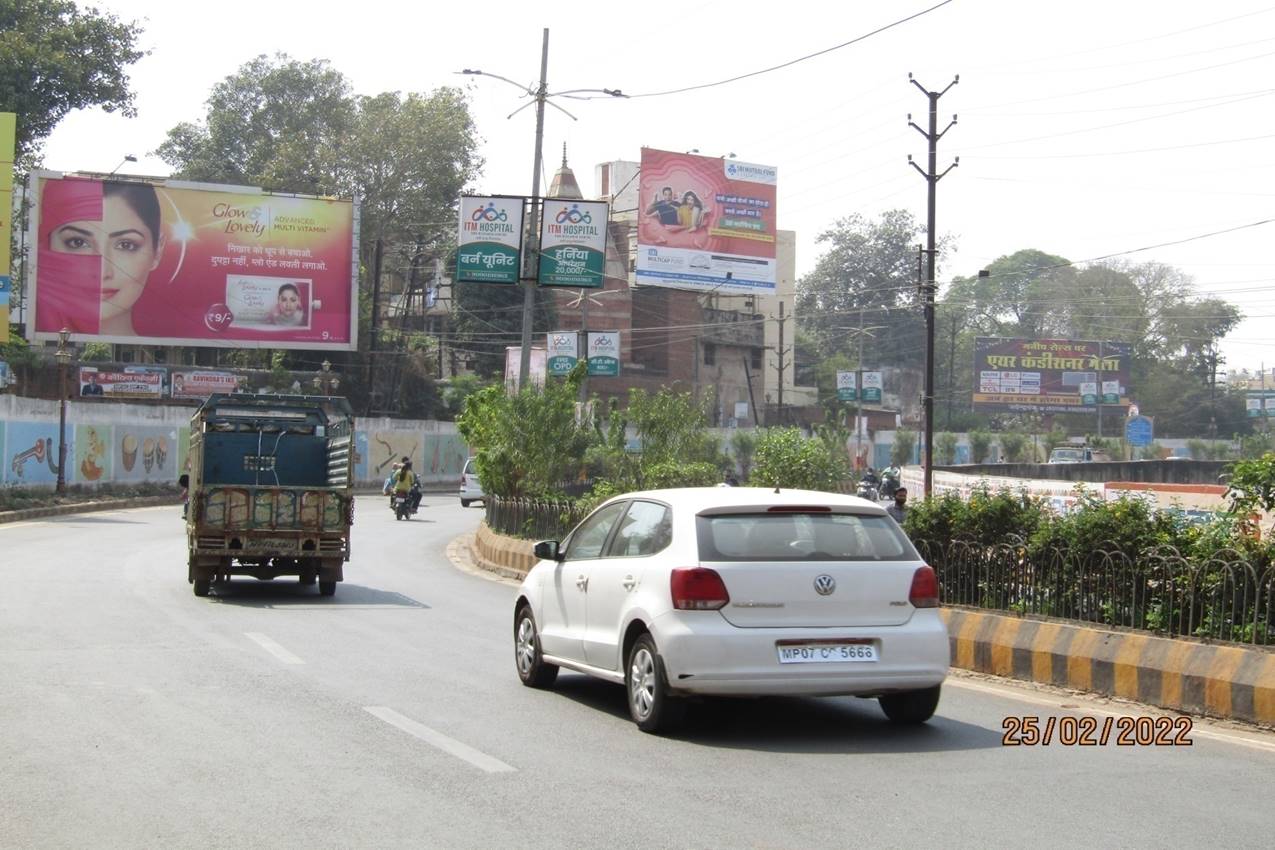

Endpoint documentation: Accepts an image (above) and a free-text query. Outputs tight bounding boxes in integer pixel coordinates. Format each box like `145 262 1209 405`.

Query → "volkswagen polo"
512 487 949 733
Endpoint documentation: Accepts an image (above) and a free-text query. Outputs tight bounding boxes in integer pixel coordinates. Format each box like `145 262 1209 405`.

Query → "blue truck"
185 393 355 597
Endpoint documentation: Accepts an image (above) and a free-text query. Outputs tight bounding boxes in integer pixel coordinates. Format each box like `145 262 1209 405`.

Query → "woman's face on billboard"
49 194 161 322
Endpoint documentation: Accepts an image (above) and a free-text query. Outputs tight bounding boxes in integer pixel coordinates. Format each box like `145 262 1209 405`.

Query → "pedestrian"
886 486 909 524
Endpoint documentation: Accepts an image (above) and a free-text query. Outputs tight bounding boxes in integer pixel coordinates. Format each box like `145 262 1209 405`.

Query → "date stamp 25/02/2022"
1002 715 1193 746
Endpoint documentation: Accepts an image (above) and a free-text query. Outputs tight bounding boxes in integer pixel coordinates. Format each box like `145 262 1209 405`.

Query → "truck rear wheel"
193 578 211 597
319 580 336 597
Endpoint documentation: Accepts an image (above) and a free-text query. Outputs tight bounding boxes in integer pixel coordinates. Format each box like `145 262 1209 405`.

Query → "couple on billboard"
36 177 313 340
644 185 711 248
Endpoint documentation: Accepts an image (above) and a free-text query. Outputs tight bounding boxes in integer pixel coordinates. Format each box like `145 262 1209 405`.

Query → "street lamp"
53 328 72 494
459 35 625 388
108 154 137 176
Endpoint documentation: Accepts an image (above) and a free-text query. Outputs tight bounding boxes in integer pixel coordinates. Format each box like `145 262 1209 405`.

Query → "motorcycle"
392 492 412 521
879 470 901 500
855 480 880 502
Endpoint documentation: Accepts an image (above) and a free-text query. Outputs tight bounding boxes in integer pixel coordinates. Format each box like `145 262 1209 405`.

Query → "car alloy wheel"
514 606 558 688
625 633 683 733
629 645 657 720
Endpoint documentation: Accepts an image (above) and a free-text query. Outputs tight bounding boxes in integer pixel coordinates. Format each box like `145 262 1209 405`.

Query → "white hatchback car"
459 457 485 507
513 487 949 733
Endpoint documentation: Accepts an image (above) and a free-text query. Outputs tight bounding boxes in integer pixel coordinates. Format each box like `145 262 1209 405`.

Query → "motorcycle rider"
880 464 902 499
391 457 423 514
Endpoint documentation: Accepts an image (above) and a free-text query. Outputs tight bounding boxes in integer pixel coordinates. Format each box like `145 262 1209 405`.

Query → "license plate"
777 643 878 664
245 537 297 550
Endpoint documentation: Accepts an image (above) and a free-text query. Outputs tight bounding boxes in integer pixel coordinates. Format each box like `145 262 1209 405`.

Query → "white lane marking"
364 706 516 773
947 676 1275 754
245 632 304 665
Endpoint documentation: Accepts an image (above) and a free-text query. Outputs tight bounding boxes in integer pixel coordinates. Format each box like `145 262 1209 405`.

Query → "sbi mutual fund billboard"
27 171 358 350
635 148 777 296
973 337 1131 414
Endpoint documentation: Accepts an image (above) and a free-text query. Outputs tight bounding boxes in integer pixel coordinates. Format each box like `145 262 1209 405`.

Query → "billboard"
836 371 857 401
27 172 358 350
457 196 525 284
504 346 547 392
973 337 1132 414
171 369 241 400
78 366 165 400
538 200 608 287
861 371 883 403
546 331 579 377
587 331 620 376
635 148 777 295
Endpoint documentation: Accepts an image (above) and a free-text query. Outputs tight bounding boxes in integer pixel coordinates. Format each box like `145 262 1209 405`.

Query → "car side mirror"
533 540 562 561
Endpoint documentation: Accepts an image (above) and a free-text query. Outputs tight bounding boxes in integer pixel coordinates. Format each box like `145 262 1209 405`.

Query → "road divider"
943 608 1275 728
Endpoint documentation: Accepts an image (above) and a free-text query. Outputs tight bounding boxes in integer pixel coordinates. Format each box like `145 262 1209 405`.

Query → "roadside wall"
943 460 1228 485
0 394 469 490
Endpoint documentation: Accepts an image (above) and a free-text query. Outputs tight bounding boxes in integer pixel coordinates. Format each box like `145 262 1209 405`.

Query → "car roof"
601 486 887 516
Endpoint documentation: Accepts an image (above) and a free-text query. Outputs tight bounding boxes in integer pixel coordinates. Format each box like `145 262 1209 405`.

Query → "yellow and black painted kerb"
941 608 1275 728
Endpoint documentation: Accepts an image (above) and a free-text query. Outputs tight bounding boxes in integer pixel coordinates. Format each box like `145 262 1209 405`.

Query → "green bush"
936 432 958 465
969 430 992 463
749 427 849 491
891 428 917 467
999 432 1031 463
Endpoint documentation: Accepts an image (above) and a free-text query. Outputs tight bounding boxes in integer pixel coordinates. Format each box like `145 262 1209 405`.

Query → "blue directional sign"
1125 415 1153 447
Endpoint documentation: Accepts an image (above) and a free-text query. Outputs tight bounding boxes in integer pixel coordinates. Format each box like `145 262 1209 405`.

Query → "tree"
339 89 482 268
891 428 917 467
0 1 145 163
451 280 558 378
935 432 958 465
795 210 935 368
156 54 355 194
589 388 724 493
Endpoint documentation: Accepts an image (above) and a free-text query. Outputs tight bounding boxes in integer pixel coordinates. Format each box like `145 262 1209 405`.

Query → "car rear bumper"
651 609 949 697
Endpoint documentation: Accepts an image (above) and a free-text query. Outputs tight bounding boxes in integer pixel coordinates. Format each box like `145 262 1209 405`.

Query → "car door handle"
576 575 588 591
622 576 637 591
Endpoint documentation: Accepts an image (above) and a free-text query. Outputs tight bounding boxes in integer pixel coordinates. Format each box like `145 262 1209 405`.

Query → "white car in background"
459 457 485 507
512 487 949 733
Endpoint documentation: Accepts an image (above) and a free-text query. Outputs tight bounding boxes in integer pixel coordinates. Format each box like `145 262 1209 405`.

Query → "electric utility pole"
908 72 959 499
774 301 788 425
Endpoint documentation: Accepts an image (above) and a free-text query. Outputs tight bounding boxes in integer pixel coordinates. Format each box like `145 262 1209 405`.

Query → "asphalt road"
2 496 1273 849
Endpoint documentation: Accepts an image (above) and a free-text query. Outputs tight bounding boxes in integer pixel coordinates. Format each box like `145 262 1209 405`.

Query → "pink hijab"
36 178 104 334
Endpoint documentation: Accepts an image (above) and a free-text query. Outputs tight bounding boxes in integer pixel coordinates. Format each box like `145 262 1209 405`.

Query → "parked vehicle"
512 487 948 733
459 457 485 507
185 394 355 598
1048 446 1112 463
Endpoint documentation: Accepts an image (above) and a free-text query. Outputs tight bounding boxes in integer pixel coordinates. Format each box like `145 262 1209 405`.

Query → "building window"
703 342 716 366
751 347 763 371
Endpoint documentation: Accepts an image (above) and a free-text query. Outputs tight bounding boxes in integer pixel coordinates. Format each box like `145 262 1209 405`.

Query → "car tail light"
670 567 730 610
909 566 939 608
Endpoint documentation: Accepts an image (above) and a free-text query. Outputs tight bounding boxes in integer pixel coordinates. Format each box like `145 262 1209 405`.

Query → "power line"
604 1 954 100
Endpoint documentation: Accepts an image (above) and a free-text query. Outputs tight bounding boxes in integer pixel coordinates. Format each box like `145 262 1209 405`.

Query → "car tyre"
514 605 558 688
626 633 684 734
878 685 941 724
461 499 473 508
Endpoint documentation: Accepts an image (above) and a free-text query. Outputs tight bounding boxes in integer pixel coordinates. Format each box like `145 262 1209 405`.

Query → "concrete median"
943 608 1275 727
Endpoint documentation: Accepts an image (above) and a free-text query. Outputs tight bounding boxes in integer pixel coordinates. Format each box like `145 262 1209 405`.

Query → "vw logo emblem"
813 574 836 596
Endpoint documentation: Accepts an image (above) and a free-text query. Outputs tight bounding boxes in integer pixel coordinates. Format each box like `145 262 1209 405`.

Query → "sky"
38 0 1275 370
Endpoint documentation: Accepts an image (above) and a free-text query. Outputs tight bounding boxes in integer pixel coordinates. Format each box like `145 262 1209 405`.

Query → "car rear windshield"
463 459 476 474
697 512 920 562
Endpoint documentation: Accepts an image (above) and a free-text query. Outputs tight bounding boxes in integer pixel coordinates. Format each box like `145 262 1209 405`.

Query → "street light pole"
517 28 551 390
54 328 72 494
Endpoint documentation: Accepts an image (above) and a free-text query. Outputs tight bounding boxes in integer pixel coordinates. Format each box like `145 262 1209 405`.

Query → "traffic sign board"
1125 415 1153 447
